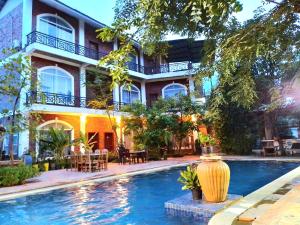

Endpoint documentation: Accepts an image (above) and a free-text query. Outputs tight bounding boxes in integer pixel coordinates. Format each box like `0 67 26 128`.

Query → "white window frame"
121 84 141 104
37 119 74 153
162 83 188 99
37 13 75 42
38 66 74 95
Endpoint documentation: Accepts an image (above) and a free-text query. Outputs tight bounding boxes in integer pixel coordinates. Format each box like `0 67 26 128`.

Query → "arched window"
162 83 187 99
37 120 74 154
37 14 75 41
38 66 74 96
121 84 140 104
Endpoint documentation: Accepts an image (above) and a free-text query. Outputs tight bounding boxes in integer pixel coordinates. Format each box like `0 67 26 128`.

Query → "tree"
0 49 36 162
123 96 203 155
85 68 121 147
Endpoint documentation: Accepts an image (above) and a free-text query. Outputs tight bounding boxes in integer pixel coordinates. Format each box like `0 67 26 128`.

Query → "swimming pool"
0 160 298 225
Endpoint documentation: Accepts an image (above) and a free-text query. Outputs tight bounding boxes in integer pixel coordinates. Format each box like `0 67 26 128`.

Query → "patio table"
129 150 146 164
66 152 108 172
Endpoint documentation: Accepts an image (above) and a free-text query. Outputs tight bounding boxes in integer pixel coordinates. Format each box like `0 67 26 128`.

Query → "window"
39 67 74 96
162 83 187 99
38 120 73 155
38 14 74 41
121 85 140 104
3 133 19 156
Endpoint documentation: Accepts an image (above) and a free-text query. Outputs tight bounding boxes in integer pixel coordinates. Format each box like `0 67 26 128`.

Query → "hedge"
0 164 40 187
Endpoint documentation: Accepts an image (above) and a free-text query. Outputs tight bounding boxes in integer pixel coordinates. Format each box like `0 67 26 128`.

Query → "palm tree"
39 127 71 165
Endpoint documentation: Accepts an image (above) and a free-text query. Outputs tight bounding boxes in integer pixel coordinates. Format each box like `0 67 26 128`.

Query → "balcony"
26 91 127 111
26 31 108 60
26 31 199 75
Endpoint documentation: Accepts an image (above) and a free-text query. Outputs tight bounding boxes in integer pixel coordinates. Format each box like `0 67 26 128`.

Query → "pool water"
0 161 298 225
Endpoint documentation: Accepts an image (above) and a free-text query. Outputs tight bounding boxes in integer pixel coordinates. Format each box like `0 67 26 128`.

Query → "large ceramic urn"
197 155 230 203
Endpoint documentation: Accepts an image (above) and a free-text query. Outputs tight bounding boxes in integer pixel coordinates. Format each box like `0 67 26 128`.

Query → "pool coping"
0 162 190 202
208 164 300 225
0 157 299 203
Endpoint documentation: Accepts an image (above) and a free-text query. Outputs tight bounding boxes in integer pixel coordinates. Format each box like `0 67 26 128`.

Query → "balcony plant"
178 165 202 200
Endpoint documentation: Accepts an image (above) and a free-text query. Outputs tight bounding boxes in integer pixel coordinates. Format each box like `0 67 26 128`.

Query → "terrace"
26 31 200 75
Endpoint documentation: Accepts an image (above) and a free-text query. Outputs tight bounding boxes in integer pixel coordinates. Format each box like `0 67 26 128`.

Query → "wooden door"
104 132 114 151
88 132 99 152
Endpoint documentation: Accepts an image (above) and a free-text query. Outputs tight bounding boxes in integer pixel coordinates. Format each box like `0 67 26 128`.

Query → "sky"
60 0 275 29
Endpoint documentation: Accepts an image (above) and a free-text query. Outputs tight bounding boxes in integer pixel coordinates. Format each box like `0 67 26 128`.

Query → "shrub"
0 164 40 187
108 151 118 162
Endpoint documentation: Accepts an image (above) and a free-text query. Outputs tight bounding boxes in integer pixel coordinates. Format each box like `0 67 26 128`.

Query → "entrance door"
88 132 99 152
104 132 114 151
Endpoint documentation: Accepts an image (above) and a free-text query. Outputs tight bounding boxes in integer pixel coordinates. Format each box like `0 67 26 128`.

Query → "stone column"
80 114 86 152
22 0 33 48
141 80 146 105
79 20 85 46
80 66 86 107
188 76 195 101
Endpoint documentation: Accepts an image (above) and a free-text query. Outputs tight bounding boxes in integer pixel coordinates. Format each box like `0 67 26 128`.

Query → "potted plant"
198 133 216 154
39 128 72 170
178 165 202 200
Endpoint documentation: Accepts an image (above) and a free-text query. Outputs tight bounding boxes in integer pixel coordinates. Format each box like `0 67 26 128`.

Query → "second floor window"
39 67 74 96
38 14 75 42
121 85 140 104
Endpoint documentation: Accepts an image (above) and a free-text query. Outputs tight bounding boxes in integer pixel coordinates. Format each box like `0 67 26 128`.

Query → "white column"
141 80 146 105
22 0 33 48
18 113 30 156
188 76 195 101
80 66 86 101
80 114 86 152
18 130 29 156
113 84 120 110
79 20 85 46
140 50 144 67
113 38 118 50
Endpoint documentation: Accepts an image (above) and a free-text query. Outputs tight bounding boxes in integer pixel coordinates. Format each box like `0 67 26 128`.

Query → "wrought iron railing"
26 31 108 60
26 31 200 75
26 91 129 111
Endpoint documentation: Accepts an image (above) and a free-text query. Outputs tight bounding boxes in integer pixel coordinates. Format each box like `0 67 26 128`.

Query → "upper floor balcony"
26 31 199 76
26 91 128 111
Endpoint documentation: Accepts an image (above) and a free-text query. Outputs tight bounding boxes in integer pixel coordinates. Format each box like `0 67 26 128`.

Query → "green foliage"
123 96 203 154
178 165 200 190
198 132 216 146
39 128 71 164
0 164 39 187
73 132 98 153
0 49 37 161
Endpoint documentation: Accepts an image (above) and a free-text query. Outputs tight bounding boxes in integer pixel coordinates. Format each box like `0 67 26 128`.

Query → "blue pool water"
0 161 298 225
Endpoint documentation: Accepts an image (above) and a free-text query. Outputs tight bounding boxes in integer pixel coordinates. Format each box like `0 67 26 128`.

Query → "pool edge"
0 162 190 202
208 164 300 225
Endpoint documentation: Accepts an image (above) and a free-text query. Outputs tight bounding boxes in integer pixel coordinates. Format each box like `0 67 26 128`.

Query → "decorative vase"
23 155 32 166
191 189 202 200
197 155 230 203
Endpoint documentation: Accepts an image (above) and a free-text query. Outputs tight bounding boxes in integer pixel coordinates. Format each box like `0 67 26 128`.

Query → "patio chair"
286 143 300 156
98 149 108 170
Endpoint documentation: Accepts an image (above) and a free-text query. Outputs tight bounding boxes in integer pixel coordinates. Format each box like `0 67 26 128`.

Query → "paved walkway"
0 156 198 197
253 183 300 225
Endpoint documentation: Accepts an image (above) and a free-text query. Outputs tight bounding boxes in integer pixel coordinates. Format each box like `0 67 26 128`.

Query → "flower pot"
43 162 49 172
23 155 33 166
197 155 230 203
32 164 39 171
191 189 202 200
